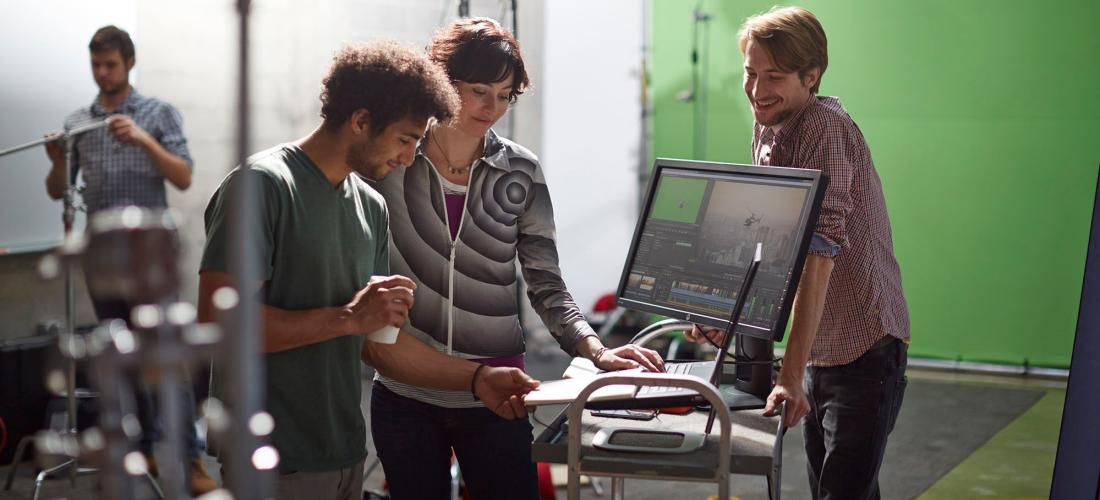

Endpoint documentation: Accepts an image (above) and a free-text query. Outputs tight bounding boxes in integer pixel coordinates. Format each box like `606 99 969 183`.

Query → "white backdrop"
0 0 138 253
542 0 643 313
0 0 644 336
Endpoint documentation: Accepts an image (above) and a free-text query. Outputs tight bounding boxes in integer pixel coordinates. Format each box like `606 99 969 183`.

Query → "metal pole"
511 0 518 40
92 327 139 500
0 120 109 158
156 302 186 500
638 0 652 209
1 119 107 498
62 126 79 486
222 0 269 497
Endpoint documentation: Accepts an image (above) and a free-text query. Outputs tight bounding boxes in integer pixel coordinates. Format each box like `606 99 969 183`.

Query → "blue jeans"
89 294 201 459
370 382 538 500
803 336 908 500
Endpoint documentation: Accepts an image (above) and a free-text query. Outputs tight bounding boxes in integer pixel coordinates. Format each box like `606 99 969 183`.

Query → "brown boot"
143 453 159 478
189 457 219 496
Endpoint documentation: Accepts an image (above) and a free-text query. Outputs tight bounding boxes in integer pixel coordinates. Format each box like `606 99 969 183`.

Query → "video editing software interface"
621 167 814 338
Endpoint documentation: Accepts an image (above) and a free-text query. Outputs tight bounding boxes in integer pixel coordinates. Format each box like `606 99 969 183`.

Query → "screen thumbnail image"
627 272 657 294
650 176 708 224
698 180 808 275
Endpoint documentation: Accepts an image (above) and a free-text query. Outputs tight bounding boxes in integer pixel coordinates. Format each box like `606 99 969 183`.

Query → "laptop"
586 243 763 411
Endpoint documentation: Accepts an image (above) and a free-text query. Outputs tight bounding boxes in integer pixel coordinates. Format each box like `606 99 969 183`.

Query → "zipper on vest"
427 158 481 356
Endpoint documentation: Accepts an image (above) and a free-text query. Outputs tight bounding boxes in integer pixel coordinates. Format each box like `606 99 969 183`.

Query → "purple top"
444 193 465 240
471 353 526 371
446 190 524 371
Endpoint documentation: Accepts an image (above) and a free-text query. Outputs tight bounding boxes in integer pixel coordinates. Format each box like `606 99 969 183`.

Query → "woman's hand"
593 344 665 373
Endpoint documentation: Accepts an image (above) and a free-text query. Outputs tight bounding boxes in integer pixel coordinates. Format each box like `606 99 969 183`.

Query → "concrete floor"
517 343 1064 500
0 338 1066 500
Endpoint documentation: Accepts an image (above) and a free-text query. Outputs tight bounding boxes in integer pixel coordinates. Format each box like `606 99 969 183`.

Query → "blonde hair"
738 6 828 93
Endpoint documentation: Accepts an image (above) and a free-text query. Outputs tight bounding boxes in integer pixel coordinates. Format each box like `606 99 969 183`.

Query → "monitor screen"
616 159 827 341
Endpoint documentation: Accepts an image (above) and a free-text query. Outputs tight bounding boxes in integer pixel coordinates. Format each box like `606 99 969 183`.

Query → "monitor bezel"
614 158 829 342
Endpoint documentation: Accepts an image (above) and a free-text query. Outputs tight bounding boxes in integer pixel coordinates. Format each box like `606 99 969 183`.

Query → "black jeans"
370 382 538 500
803 337 908 500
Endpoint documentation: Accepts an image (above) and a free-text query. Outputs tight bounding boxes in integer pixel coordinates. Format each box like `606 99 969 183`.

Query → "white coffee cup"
366 325 399 344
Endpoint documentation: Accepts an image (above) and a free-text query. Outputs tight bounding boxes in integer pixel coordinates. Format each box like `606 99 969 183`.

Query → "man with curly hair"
197 40 538 499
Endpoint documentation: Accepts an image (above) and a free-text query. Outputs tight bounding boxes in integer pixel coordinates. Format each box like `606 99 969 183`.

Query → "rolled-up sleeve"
800 118 853 254
809 233 842 257
156 103 194 168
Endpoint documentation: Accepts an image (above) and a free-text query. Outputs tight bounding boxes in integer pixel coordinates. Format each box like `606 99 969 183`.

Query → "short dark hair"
89 25 135 62
428 17 530 102
320 40 460 133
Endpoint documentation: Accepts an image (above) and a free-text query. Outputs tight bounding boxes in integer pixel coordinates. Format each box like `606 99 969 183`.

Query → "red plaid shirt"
753 96 910 367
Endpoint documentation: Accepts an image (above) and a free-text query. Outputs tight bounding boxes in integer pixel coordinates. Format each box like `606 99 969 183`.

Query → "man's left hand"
474 367 540 420
684 324 726 346
763 377 810 428
107 114 151 147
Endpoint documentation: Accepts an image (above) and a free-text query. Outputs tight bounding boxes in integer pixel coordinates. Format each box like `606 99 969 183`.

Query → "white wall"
542 0 644 313
0 0 137 252
0 0 643 338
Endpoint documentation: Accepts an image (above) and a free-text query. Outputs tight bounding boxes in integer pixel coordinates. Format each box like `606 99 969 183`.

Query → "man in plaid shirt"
42 25 216 495
690 7 910 499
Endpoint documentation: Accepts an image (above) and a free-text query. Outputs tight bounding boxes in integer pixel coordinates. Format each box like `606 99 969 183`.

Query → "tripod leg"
144 470 165 499
32 458 75 500
4 435 34 490
590 476 604 496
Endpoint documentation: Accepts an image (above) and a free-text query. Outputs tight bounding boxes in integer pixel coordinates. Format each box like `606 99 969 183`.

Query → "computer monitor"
616 159 828 342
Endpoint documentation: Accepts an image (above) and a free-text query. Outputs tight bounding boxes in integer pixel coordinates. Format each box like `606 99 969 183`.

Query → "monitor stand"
714 333 774 411
717 384 766 411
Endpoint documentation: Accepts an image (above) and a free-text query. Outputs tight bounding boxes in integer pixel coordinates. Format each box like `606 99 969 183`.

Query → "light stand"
0 120 111 500
77 207 205 500
676 4 711 160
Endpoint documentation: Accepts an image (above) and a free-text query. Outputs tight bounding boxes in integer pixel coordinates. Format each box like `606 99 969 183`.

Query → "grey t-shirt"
200 144 389 473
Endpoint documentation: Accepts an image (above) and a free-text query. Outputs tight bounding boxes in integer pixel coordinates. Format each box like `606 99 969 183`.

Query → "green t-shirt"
200 144 389 473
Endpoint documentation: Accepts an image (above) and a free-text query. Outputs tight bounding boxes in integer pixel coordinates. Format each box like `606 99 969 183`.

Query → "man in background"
43 25 215 495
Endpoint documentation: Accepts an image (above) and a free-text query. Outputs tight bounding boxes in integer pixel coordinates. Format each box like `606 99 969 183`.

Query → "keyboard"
637 362 700 395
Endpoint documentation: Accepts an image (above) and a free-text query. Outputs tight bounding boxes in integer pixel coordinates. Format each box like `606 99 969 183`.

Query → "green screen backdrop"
650 0 1100 367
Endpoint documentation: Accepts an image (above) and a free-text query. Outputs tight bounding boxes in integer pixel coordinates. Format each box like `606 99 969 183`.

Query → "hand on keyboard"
593 343 666 373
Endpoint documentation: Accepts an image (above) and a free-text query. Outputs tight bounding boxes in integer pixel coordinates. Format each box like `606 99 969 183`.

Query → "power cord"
694 332 782 367
530 406 554 429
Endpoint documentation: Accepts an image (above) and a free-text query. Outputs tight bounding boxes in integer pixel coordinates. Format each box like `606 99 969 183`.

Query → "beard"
756 105 796 128
98 79 128 97
346 135 389 181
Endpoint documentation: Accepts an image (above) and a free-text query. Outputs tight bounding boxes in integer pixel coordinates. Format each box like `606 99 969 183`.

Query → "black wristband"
470 363 487 401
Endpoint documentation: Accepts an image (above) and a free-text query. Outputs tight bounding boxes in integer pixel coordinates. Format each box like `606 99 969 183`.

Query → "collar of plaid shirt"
89 87 143 117
758 93 818 147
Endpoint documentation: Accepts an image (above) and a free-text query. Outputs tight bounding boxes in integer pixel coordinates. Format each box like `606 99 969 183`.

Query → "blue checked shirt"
64 89 193 214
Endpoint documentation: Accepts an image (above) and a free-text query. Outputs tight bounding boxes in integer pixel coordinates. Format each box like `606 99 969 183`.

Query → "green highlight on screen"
651 176 707 224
